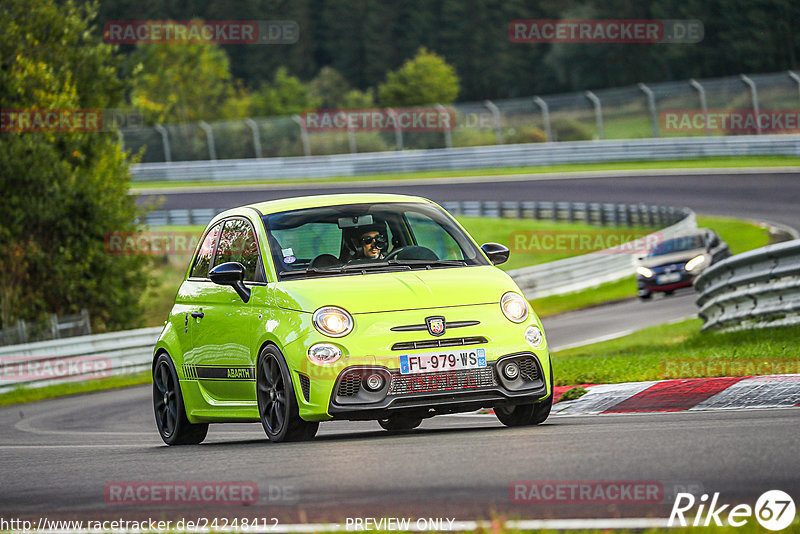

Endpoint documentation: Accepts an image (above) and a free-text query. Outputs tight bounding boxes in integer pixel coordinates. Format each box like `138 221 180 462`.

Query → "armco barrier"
695 239 800 331
130 134 800 183
0 327 161 394
510 210 696 299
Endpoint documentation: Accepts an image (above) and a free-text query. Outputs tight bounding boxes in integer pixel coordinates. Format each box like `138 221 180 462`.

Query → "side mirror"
481 242 510 266
209 262 251 303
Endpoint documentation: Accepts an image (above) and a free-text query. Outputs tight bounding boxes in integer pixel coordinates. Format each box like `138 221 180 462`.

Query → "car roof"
221 193 436 218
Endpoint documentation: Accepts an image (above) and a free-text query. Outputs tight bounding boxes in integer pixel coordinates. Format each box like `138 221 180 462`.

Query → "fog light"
307 343 342 365
363 373 385 392
525 325 545 348
502 361 520 380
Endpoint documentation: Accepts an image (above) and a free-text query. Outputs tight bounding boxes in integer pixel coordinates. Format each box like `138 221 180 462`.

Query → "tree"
128 41 235 124
310 66 375 108
0 0 148 331
378 47 460 107
248 67 320 117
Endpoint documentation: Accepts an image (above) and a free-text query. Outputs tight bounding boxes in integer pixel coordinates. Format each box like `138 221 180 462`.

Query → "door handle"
191 311 205 319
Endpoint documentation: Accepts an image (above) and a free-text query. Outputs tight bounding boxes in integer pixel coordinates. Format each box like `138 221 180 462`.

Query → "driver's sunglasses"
361 235 387 247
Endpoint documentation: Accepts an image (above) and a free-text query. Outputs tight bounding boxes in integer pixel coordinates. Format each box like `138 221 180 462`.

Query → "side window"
215 219 259 281
190 223 222 279
405 212 464 260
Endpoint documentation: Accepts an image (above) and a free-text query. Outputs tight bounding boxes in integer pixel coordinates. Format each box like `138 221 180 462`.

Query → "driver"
354 224 388 260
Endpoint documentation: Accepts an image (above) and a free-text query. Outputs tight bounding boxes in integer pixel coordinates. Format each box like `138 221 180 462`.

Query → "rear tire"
153 353 208 445
257 345 319 443
378 415 423 432
495 363 553 427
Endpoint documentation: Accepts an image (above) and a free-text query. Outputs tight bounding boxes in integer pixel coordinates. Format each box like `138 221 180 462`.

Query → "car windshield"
647 235 705 257
261 202 488 279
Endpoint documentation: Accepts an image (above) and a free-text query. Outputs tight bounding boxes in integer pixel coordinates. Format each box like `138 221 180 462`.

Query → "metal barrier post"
244 118 262 158
585 91 604 139
198 121 217 160
292 114 311 156
788 71 800 104
484 100 503 144
689 79 710 136
154 124 171 162
386 108 404 150
740 74 761 135
533 97 552 142
436 104 453 148
638 83 659 138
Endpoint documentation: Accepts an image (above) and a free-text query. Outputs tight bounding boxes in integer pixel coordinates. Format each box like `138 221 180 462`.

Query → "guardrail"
130 134 800 183
0 327 161 394
695 239 800 331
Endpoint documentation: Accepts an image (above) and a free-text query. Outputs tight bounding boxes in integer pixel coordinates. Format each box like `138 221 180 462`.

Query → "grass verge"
552 318 800 385
129 155 800 190
0 371 150 407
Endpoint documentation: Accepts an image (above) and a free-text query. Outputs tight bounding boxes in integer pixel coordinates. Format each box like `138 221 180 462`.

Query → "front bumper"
326 352 549 420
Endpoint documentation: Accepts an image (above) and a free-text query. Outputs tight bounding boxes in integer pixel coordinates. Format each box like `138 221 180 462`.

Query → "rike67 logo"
669 490 796 531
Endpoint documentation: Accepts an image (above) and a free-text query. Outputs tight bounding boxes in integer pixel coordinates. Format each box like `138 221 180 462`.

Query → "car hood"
274 265 519 314
639 247 706 268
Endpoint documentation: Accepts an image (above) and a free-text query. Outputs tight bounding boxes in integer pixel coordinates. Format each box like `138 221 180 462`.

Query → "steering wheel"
384 246 410 260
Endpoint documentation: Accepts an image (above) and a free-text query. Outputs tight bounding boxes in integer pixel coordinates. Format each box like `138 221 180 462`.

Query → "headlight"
307 343 343 365
312 306 353 337
685 254 706 272
501 292 529 323
636 266 654 278
525 325 545 348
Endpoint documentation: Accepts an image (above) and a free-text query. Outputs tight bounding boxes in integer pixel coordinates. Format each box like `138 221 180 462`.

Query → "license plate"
400 349 486 375
657 273 681 284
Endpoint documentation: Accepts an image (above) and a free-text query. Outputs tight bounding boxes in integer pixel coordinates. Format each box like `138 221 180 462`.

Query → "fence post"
50 314 59 339
789 71 800 104
533 97 552 142
436 104 453 148
385 108 404 150
244 118 262 158
584 91 604 139
16 320 27 344
292 114 311 156
117 130 125 152
198 121 217 160
484 100 503 144
154 124 171 162
689 79 710 136
638 83 659 138
347 120 357 154
740 74 761 135
81 308 91 335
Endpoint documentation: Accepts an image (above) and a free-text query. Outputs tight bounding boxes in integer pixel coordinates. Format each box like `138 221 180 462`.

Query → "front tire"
495 363 553 427
256 346 318 443
153 353 208 445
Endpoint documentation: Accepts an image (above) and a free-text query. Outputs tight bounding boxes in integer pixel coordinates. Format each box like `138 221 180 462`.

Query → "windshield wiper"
340 261 412 271
388 259 468 268
278 267 344 278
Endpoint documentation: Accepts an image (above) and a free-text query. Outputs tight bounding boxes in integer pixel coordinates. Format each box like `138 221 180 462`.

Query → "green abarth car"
152 193 553 445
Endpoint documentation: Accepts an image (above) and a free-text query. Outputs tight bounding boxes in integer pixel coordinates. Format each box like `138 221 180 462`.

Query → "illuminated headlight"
636 266 654 278
524 325 545 348
307 343 342 365
312 306 353 337
501 292 529 323
685 255 707 272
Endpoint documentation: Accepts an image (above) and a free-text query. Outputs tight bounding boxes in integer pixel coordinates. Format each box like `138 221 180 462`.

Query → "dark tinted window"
215 218 259 281
190 223 222 278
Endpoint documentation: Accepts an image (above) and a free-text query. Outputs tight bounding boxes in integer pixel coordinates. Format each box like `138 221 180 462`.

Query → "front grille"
336 373 362 397
518 357 539 381
298 373 311 402
391 336 488 351
388 367 497 395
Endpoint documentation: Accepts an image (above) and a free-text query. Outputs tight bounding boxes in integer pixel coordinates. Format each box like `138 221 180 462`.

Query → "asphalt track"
1 170 797 525
136 170 800 230
2 385 799 523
